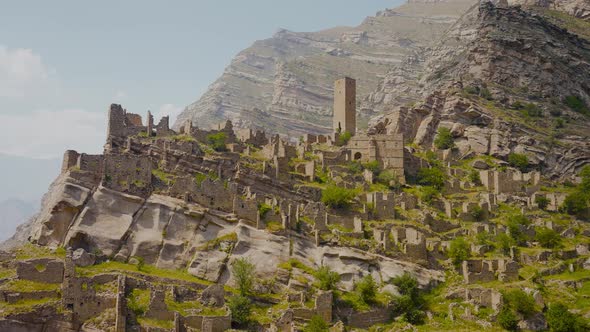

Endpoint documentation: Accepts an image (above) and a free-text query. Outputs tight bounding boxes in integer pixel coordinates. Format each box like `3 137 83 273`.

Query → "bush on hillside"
321 185 357 209
508 153 529 172
434 127 455 150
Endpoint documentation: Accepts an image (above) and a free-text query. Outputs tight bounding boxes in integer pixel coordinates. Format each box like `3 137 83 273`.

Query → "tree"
470 205 485 222
507 214 530 246
314 266 340 291
303 315 329 332
562 193 589 218
449 237 470 267
503 289 536 318
232 258 255 296
564 95 589 116
391 273 426 325
354 274 377 305
508 153 529 172
206 132 227 152
497 307 519 331
546 302 589 332
417 167 445 190
535 227 562 249
434 127 455 150
227 295 251 326
321 184 357 209
535 196 550 210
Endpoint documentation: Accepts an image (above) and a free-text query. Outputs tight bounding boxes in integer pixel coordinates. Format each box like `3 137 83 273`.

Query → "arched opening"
354 152 362 160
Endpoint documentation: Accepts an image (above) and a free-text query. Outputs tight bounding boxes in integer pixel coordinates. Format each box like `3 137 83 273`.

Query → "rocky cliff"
370 1 590 179
174 0 476 137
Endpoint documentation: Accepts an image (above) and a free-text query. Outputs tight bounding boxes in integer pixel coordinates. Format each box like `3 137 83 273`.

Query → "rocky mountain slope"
370 1 590 179
175 0 476 137
2 1 590 331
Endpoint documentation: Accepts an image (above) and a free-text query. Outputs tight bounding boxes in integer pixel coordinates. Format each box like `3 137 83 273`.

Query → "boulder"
72 248 95 267
472 160 489 170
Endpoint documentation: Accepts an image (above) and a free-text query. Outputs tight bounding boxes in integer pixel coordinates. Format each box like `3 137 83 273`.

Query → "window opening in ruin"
354 152 362 160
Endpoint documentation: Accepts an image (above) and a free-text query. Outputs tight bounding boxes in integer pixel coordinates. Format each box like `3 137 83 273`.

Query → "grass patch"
0 298 60 315
77 261 212 285
137 317 174 329
127 288 150 316
277 258 314 274
0 279 60 292
196 232 238 251
152 169 175 184
15 244 66 260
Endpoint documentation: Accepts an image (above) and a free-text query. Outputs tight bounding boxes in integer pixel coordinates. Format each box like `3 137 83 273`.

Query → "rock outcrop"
175 0 476 137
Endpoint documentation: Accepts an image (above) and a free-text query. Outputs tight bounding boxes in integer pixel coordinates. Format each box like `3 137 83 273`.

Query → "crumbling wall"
17 258 64 284
103 153 152 197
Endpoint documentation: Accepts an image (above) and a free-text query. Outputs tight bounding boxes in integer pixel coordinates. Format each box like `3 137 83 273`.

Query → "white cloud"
153 103 183 124
0 46 54 98
0 109 106 159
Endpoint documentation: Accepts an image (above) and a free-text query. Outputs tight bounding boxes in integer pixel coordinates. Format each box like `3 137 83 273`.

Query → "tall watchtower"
333 77 356 136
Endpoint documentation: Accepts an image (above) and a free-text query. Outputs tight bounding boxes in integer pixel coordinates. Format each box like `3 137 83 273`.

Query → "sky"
0 0 402 160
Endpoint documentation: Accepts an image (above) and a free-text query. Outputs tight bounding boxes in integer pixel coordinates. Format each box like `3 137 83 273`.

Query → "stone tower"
333 77 356 136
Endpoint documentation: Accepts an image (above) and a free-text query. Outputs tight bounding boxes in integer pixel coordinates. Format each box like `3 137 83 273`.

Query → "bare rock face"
371 2 590 179
175 0 476 137
509 0 590 20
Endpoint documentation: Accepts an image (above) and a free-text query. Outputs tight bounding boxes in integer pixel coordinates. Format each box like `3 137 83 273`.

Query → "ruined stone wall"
16 258 64 284
107 104 147 138
346 306 393 328
62 150 80 173
103 153 153 197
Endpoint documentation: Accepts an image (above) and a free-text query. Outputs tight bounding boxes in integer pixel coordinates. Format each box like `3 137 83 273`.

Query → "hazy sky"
0 0 402 159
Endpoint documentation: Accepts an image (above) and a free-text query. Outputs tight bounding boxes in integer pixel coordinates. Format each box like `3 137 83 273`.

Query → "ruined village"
0 71 588 332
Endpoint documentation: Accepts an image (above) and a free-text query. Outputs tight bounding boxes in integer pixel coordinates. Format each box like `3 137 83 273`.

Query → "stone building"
333 77 356 135
331 77 404 176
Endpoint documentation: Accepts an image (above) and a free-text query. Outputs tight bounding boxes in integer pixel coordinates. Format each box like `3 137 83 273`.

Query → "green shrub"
376 170 400 189
434 127 455 150
507 214 530 246
503 289 536 318
321 185 357 209
497 307 519 331
508 153 529 172
346 161 363 174
555 118 566 129
470 205 485 222
535 227 562 249
449 237 470 267
546 302 589 332
303 315 329 332
363 161 381 175
417 167 445 190
496 233 516 255
136 256 145 272
127 288 150 316
314 266 340 291
535 196 550 210
468 170 481 185
391 273 426 324
336 131 352 146
258 203 272 219
524 103 543 117
206 132 227 152
232 258 255 296
562 192 589 218
419 186 439 204
354 274 378 305
564 95 589 116
228 295 251 325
